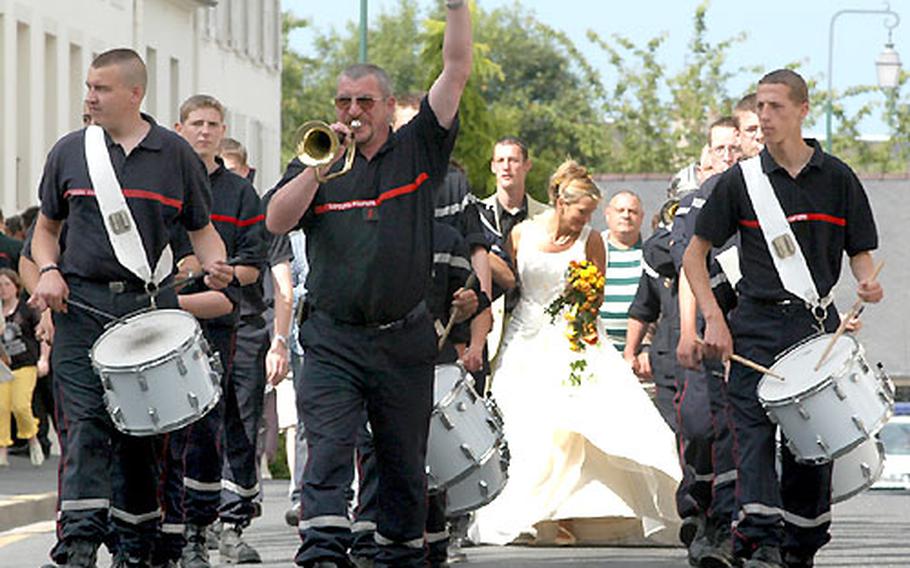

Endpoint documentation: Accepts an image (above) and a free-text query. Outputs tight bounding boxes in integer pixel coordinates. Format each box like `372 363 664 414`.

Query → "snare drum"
831 436 884 503
426 364 503 491
758 333 893 464
445 439 510 517
92 309 222 436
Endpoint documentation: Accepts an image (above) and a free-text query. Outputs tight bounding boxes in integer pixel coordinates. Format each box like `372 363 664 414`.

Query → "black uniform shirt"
434 165 488 252
0 233 22 271
277 96 457 324
695 140 878 302
38 115 212 284
628 227 680 358
172 158 265 326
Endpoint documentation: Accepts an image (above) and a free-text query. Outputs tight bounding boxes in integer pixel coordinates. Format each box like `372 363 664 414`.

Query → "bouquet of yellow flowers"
545 260 606 386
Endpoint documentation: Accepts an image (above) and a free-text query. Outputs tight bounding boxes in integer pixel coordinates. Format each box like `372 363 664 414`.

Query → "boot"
110 550 150 568
205 521 221 551
743 545 784 568
181 524 211 568
782 550 815 568
65 540 99 567
698 519 737 568
219 524 261 564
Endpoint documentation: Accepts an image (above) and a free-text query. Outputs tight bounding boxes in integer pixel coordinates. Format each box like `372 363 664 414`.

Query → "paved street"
2 453 910 568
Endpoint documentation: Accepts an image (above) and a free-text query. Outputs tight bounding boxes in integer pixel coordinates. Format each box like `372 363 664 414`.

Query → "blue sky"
282 0 905 136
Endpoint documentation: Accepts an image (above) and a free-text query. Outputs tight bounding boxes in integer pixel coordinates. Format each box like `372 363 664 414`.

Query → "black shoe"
62 540 99 568
698 520 737 568
219 524 261 564
182 524 211 568
743 545 783 568
110 551 150 568
205 521 221 551
782 550 815 568
349 556 374 568
680 514 706 548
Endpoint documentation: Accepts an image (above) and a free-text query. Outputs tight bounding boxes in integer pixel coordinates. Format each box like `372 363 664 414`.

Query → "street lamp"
826 2 902 153
359 0 368 63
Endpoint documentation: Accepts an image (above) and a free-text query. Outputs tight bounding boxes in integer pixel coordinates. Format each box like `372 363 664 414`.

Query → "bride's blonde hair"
547 159 601 206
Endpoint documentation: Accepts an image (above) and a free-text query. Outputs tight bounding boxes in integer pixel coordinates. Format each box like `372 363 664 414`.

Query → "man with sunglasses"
266 2 472 567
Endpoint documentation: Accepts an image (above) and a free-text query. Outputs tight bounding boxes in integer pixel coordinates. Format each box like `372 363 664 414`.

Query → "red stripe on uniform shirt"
63 188 183 211
212 213 265 227
313 172 430 215
738 213 846 229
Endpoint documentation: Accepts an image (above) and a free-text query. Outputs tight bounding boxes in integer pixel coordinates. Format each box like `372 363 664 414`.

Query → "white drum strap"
714 245 742 288
740 156 822 310
84 125 172 287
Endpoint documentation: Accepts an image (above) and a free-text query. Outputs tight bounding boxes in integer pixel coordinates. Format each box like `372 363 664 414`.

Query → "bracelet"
39 264 61 275
445 0 465 9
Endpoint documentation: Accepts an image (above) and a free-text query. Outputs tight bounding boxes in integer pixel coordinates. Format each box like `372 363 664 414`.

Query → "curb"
0 492 56 533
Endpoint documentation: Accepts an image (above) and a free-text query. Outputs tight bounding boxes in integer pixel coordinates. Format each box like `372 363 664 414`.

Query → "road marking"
0 520 56 549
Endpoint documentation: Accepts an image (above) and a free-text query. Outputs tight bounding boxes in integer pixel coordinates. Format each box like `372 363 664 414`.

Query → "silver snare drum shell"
426 364 503 491
92 309 222 436
831 435 884 504
758 333 893 464
445 440 510 517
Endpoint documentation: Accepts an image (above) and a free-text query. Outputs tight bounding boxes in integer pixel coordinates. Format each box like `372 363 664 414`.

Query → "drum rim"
434 376 479 411
445 448 509 516
760 335 864 403
108 384 221 436
92 309 203 371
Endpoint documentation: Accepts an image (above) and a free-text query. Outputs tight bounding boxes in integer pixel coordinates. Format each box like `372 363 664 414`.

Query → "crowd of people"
9 3 886 568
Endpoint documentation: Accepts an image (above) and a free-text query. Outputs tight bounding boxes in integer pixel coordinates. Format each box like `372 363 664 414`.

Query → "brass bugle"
294 120 359 183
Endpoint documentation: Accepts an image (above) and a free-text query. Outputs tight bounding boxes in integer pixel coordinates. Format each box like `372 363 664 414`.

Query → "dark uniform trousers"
295 307 435 568
155 324 235 561
350 380 449 567
218 335 269 525
52 278 179 560
675 356 737 529
728 298 837 559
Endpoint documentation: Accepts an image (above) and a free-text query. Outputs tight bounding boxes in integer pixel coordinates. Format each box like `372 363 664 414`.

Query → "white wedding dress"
471 217 682 546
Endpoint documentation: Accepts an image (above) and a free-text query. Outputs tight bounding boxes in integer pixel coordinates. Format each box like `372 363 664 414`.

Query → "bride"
471 160 681 546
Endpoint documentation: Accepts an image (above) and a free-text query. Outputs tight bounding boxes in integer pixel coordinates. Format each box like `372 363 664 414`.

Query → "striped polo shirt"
599 232 643 351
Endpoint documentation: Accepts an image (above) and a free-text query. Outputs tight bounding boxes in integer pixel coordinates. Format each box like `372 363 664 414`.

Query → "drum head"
759 334 856 402
93 309 199 368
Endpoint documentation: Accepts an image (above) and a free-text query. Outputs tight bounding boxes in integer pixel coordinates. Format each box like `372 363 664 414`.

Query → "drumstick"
438 273 478 351
814 260 885 371
695 337 785 380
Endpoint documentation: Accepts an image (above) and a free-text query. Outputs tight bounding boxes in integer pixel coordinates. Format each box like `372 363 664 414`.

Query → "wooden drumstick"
695 337 785 381
814 260 885 371
438 273 478 351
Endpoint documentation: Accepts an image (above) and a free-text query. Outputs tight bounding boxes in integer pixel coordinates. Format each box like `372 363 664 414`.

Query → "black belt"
317 301 428 331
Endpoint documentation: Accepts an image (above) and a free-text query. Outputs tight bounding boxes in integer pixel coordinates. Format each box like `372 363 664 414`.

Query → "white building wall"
0 0 281 217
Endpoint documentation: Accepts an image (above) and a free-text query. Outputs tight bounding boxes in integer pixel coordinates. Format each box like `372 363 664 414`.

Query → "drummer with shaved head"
29 47 233 567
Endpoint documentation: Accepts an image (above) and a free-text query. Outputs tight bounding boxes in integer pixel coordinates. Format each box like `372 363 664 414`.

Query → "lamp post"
359 0 368 63
826 2 902 153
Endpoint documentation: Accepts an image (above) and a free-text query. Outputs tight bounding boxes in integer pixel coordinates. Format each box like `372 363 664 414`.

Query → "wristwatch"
445 0 465 9
272 334 289 348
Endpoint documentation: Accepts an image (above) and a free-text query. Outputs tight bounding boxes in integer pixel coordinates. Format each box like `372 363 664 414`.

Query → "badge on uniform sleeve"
363 206 380 222
771 234 796 259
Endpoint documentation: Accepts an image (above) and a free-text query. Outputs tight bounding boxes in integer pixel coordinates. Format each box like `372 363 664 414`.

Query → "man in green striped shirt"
599 191 645 351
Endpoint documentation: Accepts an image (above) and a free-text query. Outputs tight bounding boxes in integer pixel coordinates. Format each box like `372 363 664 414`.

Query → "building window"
69 43 83 130
248 0 262 62
45 33 59 150
170 57 180 127
216 0 230 47
230 0 246 54
17 22 32 211
146 47 158 117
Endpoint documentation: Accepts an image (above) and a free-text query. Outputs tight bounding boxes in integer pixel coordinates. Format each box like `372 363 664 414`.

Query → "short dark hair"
21 206 39 230
493 136 530 162
759 69 809 104
735 93 758 114
179 94 225 124
220 137 248 166
5 216 22 236
707 116 738 146
339 64 393 98
91 48 147 91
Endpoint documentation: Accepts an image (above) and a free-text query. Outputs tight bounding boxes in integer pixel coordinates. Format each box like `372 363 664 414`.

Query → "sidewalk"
0 454 58 533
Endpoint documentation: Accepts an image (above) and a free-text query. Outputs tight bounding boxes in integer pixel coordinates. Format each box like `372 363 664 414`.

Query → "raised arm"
427 0 473 129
